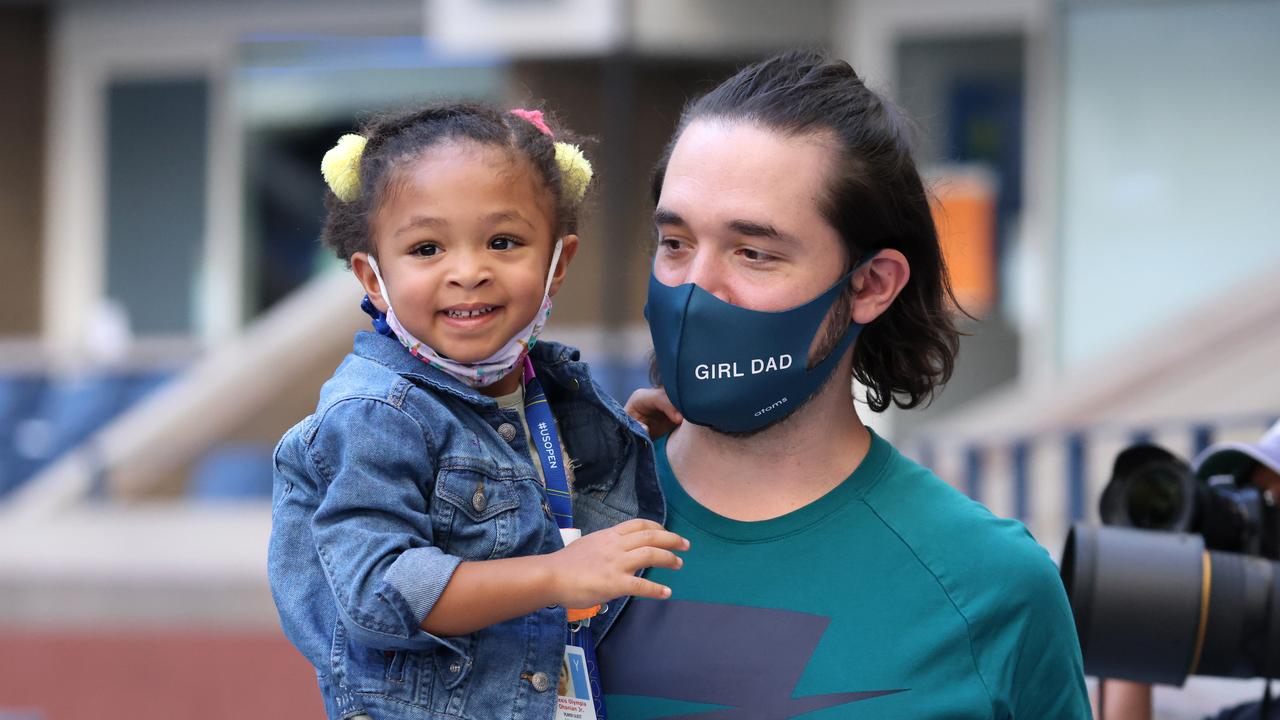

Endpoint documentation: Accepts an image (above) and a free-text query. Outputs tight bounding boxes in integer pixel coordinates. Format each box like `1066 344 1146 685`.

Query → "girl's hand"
546 519 689 609
625 387 683 439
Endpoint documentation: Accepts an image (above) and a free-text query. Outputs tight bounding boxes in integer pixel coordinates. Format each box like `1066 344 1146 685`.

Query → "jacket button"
498 422 518 442
472 488 487 513
449 661 462 674
530 671 551 693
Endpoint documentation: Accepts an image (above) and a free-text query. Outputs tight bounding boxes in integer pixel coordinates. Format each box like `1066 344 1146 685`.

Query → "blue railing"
0 370 177 498
907 413 1280 544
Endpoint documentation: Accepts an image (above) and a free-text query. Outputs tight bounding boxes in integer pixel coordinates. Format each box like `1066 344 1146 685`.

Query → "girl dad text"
694 354 793 380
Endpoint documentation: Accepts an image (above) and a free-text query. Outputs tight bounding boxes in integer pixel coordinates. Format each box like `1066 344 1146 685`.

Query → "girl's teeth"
448 307 493 318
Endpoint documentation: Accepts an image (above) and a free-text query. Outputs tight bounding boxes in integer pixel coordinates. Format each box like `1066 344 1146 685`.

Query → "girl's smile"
439 303 502 329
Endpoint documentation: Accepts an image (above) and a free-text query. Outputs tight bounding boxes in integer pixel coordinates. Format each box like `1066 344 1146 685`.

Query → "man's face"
1251 463 1280 497
652 120 850 313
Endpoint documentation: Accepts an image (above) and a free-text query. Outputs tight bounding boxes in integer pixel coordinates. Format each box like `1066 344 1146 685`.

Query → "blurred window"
105 78 209 335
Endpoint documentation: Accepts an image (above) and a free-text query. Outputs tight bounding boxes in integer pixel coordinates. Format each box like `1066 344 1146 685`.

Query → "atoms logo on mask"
755 397 788 417
694 354 793 381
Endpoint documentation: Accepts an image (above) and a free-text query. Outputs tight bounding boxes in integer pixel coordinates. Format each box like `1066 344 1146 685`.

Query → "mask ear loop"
803 249 882 371
844 249 882 326
543 239 564 297
367 255 391 306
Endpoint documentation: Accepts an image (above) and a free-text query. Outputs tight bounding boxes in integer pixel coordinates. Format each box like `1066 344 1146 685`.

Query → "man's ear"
850 249 910 325
351 252 388 312
547 234 580 297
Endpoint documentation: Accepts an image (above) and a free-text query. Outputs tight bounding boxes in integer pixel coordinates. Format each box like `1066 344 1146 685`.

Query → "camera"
1098 443 1280 558
1061 442 1280 685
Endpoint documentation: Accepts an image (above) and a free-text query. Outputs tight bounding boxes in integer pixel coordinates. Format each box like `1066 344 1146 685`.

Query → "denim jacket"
268 331 663 719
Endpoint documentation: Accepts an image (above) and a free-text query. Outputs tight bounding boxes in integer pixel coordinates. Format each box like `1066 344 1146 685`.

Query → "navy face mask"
644 258 870 434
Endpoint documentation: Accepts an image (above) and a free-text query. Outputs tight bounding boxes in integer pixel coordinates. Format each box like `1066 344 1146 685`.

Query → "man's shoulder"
862 442 1063 609
861 440 1083 710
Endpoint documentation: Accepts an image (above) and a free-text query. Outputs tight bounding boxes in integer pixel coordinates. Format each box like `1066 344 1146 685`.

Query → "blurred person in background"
1098 420 1280 720
268 101 687 720
605 50 1091 719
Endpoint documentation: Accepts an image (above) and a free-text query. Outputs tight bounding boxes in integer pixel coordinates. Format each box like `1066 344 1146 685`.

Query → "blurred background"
0 0 1276 717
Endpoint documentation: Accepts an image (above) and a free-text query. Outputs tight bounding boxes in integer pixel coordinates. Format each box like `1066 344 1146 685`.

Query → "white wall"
1058 0 1280 369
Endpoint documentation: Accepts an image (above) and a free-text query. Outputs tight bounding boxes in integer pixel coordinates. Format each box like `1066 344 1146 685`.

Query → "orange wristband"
566 605 601 623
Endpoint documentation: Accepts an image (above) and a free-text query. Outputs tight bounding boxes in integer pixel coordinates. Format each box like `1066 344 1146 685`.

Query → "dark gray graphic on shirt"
599 598 907 719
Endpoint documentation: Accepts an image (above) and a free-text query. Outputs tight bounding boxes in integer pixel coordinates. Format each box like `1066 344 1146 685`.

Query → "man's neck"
664 365 872 522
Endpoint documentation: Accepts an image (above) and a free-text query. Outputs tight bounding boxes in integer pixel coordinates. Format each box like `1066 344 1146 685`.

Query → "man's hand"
546 519 689 609
626 387 683 439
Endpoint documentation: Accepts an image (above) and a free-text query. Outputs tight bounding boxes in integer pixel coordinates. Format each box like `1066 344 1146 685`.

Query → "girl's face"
353 140 577 367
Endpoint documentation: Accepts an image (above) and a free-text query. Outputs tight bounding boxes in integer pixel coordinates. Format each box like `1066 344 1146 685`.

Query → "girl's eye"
489 236 520 251
412 243 439 257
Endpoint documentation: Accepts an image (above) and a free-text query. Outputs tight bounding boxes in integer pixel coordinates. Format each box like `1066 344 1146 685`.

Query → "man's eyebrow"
653 208 686 227
654 209 791 242
728 219 785 240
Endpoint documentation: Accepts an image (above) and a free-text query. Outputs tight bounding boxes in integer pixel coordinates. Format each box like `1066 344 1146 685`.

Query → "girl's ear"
849 249 910 325
547 235 579 297
351 252 388 311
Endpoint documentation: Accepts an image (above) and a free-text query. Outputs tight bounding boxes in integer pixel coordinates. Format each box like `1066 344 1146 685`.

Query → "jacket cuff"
384 546 464 626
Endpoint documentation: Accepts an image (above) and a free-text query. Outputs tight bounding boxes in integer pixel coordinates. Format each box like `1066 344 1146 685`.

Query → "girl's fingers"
617 526 689 552
624 388 657 418
613 518 665 534
628 576 674 600
625 388 679 422
654 392 682 423
628 547 683 571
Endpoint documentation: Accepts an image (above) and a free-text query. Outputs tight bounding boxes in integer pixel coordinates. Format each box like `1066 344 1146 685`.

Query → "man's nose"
684 252 734 305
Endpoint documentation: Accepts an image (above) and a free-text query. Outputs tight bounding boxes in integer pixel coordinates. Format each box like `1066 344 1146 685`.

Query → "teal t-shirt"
597 431 1091 719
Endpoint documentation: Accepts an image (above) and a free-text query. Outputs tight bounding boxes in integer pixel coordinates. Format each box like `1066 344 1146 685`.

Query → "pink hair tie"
510 108 553 138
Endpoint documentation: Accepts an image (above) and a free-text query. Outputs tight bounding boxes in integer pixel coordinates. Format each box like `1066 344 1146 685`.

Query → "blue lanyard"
521 357 607 720
522 357 574 530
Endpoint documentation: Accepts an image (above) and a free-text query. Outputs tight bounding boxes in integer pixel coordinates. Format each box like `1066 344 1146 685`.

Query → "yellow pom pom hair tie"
321 133 367 202
510 109 593 205
554 142 593 205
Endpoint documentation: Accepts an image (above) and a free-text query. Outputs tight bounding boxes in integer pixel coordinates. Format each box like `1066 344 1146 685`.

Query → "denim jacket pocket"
433 462 526 561
331 619 419 704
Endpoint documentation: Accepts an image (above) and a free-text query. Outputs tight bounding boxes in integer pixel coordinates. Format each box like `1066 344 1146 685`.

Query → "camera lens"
1126 467 1187 529
1063 523 1280 684
1099 446 1196 532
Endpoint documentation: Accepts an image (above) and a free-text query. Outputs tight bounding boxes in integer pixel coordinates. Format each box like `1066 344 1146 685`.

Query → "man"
596 50 1091 719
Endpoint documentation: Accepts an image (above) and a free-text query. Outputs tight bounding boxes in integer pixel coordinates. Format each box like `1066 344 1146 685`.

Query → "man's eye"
413 244 439 257
489 236 519 250
741 248 767 262
659 237 682 251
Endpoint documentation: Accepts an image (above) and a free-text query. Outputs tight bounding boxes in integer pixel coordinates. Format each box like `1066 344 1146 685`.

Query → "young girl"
268 101 687 720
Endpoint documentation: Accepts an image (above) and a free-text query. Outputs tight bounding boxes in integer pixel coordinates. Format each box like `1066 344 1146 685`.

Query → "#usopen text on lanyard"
520 358 605 720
